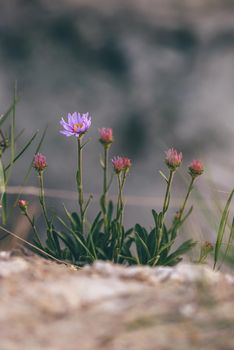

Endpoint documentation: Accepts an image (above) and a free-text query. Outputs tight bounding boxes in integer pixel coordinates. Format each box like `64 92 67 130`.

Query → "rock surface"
0 251 234 350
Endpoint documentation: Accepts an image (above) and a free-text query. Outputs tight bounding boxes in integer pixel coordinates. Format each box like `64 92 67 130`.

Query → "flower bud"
122 157 132 170
165 148 183 170
18 199 28 213
33 153 47 173
112 156 132 174
189 160 204 177
99 128 113 146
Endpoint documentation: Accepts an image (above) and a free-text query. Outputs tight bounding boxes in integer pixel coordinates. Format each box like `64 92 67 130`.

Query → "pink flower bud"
122 157 132 170
189 159 204 177
165 148 183 170
99 128 113 145
112 156 132 174
33 153 47 173
18 199 28 212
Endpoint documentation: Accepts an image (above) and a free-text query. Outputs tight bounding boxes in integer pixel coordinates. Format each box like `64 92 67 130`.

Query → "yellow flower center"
73 123 83 132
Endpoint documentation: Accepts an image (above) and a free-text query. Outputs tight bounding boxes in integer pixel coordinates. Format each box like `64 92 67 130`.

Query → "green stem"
114 170 128 262
178 177 195 221
38 172 50 230
116 172 126 225
77 137 84 233
103 146 109 232
24 211 42 246
162 170 174 214
158 169 174 249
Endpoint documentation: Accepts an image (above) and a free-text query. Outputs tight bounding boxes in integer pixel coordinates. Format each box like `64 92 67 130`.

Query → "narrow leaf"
214 188 234 270
159 170 168 183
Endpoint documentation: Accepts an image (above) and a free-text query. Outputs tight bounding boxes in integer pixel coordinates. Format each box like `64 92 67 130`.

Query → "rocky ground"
0 251 234 350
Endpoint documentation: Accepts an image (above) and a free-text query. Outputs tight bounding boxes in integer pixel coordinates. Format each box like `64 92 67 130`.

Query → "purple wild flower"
60 112 91 137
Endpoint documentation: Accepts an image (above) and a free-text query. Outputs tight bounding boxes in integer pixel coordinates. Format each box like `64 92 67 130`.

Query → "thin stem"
77 137 84 232
116 171 127 225
38 172 50 229
162 170 174 214
114 171 128 263
116 174 122 222
178 177 195 221
24 211 42 246
158 169 175 249
103 145 109 232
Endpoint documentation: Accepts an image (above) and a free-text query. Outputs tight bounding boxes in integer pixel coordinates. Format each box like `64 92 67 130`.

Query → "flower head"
122 157 132 169
33 153 47 173
189 159 204 177
112 156 132 174
165 148 183 170
60 112 91 137
18 199 28 212
99 128 113 145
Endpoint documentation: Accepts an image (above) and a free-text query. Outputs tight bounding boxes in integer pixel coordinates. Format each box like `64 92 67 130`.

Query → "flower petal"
60 130 74 137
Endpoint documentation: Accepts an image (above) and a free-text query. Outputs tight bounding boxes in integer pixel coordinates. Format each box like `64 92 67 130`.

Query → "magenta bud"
33 153 47 173
165 148 183 170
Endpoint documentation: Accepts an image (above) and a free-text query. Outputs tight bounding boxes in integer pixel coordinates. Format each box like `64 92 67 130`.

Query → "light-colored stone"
0 252 234 350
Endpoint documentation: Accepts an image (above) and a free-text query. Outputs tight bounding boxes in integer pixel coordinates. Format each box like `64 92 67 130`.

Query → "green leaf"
0 97 19 127
7 84 17 183
51 228 62 257
107 200 114 223
125 227 133 237
63 205 78 230
96 247 107 259
214 188 234 270
80 137 91 150
99 157 105 169
134 229 151 264
90 212 102 233
1 192 7 225
71 212 82 232
87 213 103 260
0 159 7 224
147 228 158 257
5 131 39 172
163 192 170 213
152 210 158 225
100 194 105 214
163 239 196 266
118 255 138 265
159 170 168 183
170 206 193 241
135 224 148 242
53 230 77 259
157 212 163 229
220 216 234 268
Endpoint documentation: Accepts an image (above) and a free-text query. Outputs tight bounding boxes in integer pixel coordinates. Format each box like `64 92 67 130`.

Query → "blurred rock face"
0 0 234 225
1 252 234 350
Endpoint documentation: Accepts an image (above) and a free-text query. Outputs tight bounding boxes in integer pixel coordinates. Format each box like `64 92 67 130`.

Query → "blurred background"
1 0 234 252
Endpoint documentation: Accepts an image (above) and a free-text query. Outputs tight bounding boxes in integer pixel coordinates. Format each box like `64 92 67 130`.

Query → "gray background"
1 0 234 243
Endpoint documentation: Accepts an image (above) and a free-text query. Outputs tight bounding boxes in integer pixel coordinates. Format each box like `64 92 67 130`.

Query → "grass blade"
0 158 7 224
0 96 19 127
213 188 234 270
5 83 17 185
219 216 234 269
5 130 39 172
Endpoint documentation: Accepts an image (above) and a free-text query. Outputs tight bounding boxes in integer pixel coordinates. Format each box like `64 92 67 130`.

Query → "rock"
0 252 234 350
